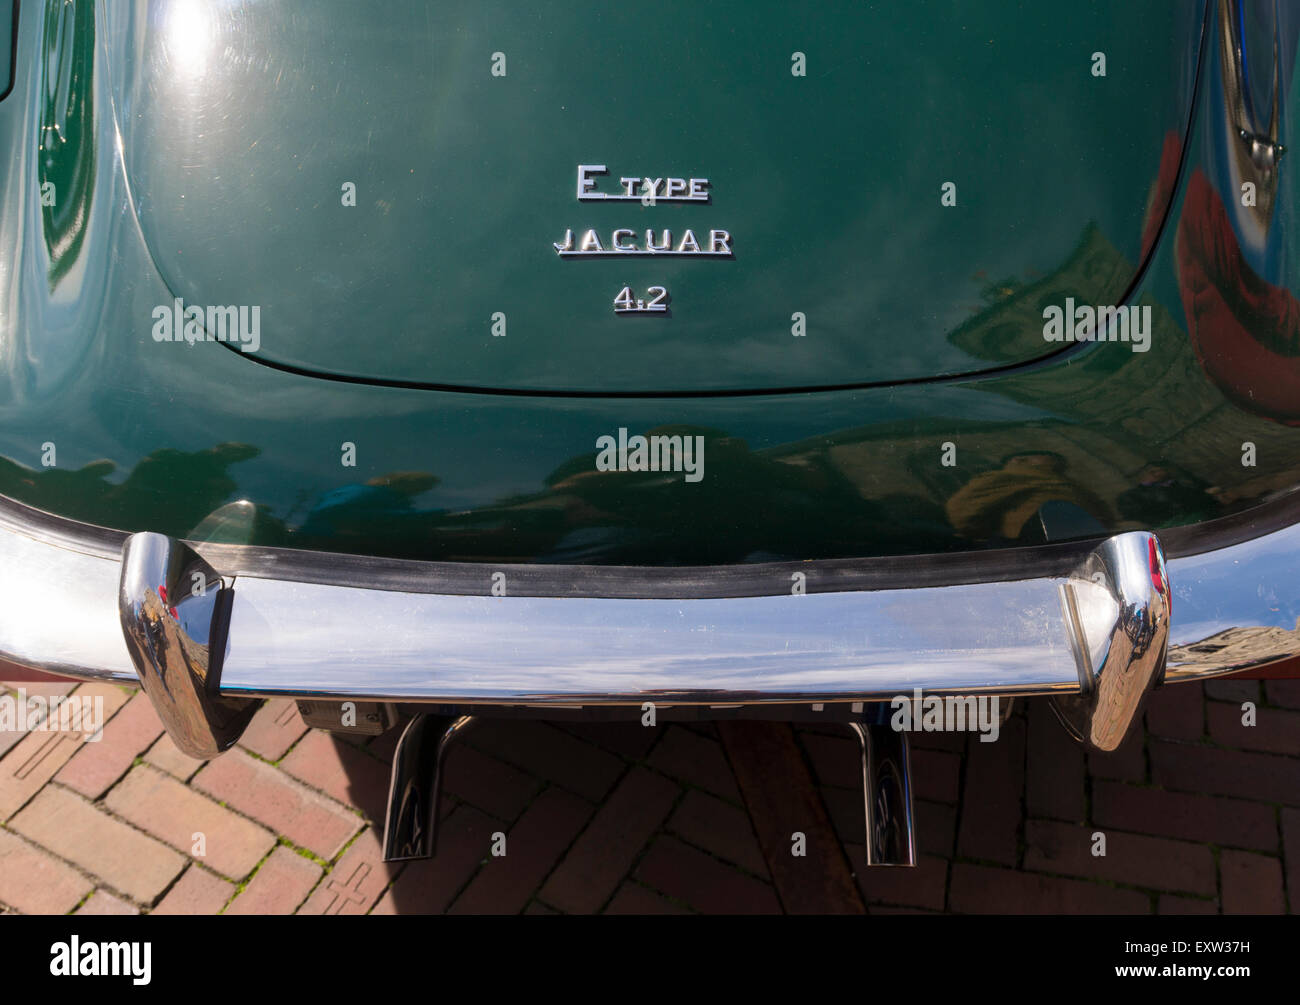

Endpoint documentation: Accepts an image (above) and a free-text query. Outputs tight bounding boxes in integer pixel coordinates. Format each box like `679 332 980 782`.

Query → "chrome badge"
554 164 732 314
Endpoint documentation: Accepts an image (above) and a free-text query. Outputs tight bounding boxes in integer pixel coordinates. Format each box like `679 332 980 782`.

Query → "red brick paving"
1220 849 1286 915
1023 819 1217 896
297 828 397 916
1145 681 1204 740
949 862 1152 913
0 828 91 915
0 683 128 819
57 691 164 798
909 746 965 804
1087 726 1146 782
441 742 543 821
666 788 768 878
370 803 496 914
916 799 959 857
152 865 235 915
192 747 362 860
10 785 185 903
103 764 277 880
144 732 209 781
238 699 309 761
636 835 781 914
853 848 949 910
448 787 594 914
225 846 322 915
465 719 623 802
1091 780 1276 850
76 890 139 915
1207 701 1300 756
1025 700 1087 820
0 680 1294 913
538 766 678 913
799 732 861 789
0 730 86 819
604 881 689 914
956 715 1024 865
1150 739 1300 805
280 727 391 822
1158 893 1218 914
646 725 742 801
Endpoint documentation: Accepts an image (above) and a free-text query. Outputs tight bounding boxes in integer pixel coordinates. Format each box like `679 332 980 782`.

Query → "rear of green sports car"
1 0 1298 865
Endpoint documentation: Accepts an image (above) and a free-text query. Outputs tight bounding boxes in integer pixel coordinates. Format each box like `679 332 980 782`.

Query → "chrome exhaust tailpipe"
848 716 917 867
382 713 476 862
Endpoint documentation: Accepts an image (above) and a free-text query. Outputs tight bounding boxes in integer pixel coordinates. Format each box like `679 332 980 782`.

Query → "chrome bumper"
2 496 1297 758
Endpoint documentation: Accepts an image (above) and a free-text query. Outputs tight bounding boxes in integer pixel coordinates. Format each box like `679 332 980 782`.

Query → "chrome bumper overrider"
2 497 1297 760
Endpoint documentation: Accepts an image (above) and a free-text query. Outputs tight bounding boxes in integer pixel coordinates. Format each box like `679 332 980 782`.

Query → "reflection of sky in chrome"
222 578 1081 701
1169 530 1300 645
0 529 135 677
217 529 1300 702
6 514 1300 698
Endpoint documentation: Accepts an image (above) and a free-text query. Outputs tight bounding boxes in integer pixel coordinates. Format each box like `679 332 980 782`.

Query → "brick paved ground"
0 677 1295 914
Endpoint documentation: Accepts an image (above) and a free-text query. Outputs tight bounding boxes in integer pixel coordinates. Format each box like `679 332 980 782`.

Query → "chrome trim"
138 529 1195 756
1164 521 1300 680
382 714 476 862
1050 534 1171 751
2 495 1298 742
850 720 916 867
218 567 1086 705
0 510 136 682
212 530 1176 738
117 532 258 759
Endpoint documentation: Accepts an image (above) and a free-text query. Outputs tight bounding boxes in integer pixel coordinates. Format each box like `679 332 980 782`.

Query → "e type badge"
553 165 732 314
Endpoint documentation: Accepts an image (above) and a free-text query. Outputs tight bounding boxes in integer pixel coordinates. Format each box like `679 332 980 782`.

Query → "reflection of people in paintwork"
541 426 954 564
0 457 115 521
0 443 268 540
945 452 1109 544
101 443 262 534
297 471 439 542
1117 463 1220 527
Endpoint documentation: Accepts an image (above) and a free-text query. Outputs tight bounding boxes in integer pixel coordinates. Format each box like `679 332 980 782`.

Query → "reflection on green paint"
39 0 94 288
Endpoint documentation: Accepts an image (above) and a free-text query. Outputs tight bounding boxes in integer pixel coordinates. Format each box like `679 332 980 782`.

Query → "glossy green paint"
115 0 1200 392
2 0 1299 566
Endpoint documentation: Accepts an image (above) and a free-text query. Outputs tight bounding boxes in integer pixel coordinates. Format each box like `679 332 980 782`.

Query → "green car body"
6 0 1300 873
2 0 1296 567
